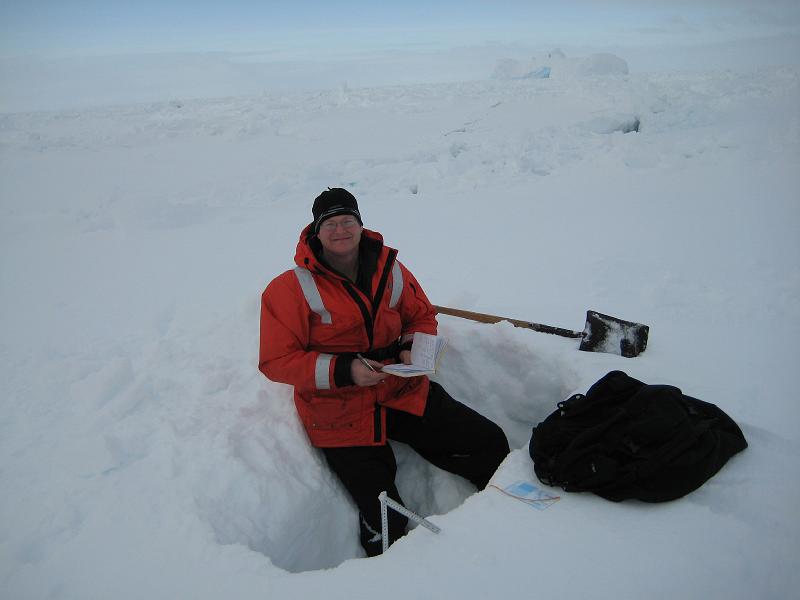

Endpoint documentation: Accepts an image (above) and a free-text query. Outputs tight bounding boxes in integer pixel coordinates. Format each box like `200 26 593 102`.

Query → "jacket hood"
294 222 386 273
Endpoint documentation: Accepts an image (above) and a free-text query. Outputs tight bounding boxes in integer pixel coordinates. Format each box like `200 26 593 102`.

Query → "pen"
356 353 377 372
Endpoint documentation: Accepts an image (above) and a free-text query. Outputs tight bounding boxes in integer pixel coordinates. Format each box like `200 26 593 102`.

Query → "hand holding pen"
351 353 388 387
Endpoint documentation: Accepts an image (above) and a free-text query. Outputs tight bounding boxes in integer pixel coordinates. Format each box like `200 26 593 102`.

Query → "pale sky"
2 0 798 112
1 0 799 59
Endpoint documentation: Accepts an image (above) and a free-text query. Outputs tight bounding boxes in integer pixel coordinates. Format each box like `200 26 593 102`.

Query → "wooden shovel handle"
433 305 583 339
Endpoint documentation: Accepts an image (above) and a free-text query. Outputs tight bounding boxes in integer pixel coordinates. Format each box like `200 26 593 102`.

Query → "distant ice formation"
492 50 629 80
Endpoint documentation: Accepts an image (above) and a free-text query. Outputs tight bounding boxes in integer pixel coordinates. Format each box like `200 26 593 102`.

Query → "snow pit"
194 320 578 573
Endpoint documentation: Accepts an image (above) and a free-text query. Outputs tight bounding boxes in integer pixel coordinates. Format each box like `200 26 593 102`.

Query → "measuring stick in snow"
378 491 441 554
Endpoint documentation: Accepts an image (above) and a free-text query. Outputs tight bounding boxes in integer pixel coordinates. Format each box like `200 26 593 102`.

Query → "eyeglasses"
319 217 360 232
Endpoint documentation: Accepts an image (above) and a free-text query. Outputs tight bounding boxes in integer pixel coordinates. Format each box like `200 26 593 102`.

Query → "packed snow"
1 47 799 599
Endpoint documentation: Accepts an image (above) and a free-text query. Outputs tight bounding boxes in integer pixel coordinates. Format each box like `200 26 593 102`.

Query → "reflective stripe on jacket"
259 225 438 447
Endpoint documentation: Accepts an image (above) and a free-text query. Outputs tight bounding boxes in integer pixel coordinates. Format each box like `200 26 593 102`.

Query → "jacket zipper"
373 406 382 443
339 249 398 444
339 248 397 352
341 283 375 348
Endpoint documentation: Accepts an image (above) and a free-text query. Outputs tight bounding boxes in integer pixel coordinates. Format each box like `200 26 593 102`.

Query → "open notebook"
382 332 447 378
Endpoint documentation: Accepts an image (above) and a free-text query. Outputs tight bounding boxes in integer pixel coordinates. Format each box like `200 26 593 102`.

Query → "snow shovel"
433 305 649 358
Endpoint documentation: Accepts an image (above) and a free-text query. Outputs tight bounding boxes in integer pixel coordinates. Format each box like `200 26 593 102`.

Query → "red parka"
259 225 438 447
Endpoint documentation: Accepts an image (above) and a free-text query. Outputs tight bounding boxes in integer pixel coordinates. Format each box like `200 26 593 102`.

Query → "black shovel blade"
578 310 649 358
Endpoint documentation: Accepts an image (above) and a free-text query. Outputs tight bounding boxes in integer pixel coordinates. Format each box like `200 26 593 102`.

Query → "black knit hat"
312 188 363 233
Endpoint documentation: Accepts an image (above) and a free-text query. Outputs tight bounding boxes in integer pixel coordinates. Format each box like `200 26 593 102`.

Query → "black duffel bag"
529 370 748 502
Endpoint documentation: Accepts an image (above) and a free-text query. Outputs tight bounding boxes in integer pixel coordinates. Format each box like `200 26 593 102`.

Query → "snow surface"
1 51 799 600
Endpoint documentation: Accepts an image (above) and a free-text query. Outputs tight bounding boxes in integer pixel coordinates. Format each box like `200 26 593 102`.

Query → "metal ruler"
379 491 441 554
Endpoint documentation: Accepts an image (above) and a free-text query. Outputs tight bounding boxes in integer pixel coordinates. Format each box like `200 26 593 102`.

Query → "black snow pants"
321 381 510 557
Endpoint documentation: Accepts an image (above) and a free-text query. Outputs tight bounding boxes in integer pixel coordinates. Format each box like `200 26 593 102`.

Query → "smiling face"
317 214 363 258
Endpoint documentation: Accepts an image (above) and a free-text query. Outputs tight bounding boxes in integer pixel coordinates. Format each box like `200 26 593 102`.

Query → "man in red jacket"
259 188 509 556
